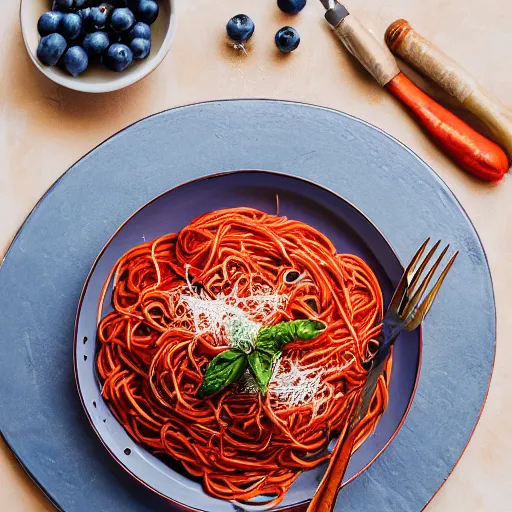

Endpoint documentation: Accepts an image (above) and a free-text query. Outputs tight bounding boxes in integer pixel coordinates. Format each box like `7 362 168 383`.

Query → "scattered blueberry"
82 32 110 56
37 11 64 37
37 33 67 66
64 45 89 76
226 14 255 42
277 0 307 15
103 43 133 71
127 21 151 42
275 26 300 53
130 37 151 59
52 0 74 12
110 8 135 33
59 13 83 41
81 5 111 31
131 0 159 25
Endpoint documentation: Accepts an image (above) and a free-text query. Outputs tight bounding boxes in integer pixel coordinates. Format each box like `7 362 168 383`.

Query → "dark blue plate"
75 170 420 511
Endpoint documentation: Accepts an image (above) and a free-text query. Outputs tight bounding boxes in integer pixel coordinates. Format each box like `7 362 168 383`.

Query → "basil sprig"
197 320 325 398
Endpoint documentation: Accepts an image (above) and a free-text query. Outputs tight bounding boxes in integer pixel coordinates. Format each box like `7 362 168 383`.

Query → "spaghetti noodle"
96 207 391 506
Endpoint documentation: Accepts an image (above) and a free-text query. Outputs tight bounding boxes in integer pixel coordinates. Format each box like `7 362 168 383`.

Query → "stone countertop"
1 0 511 510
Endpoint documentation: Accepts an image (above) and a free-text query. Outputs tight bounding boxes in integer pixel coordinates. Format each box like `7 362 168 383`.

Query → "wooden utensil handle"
307 428 357 512
333 14 400 86
330 13 508 181
387 73 509 181
385 19 512 159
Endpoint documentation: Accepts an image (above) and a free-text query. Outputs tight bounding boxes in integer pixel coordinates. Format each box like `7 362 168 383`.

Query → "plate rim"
73 168 422 511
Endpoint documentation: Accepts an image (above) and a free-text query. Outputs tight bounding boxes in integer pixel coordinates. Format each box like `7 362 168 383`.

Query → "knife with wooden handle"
319 0 509 182
385 19 512 160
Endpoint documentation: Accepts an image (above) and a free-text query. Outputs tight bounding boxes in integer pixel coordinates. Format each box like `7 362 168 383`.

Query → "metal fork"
307 239 458 512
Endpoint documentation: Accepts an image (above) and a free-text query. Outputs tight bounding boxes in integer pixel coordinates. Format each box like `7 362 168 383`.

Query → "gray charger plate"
0 100 495 512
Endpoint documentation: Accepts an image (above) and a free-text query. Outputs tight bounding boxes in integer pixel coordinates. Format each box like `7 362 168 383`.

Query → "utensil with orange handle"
385 19 512 161
319 0 509 182
307 239 458 512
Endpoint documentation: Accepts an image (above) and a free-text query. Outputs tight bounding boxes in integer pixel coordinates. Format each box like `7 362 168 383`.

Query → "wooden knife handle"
329 13 508 181
385 19 512 159
333 14 400 86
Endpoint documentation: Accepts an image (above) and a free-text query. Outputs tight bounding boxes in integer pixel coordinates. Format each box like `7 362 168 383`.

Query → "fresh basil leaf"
248 348 279 394
256 320 325 350
197 349 247 398
291 319 325 340
254 338 279 356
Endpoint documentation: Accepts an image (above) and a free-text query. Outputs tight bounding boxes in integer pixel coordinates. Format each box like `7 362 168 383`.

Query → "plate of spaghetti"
74 170 420 511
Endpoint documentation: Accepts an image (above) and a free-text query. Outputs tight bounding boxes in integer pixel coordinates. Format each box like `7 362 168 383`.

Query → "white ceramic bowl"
20 0 175 93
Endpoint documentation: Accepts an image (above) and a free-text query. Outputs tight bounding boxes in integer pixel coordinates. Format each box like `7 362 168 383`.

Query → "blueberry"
275 26 300 53
110 8 135 32
277 0 307 15
53 0 88 11
131 0 159 25
59 13 82 40
103 43 133 71
129 37 151 59
64 45 89 76
37 33 67 66
52 0 74 12
81 5 112 32
37 11 64 37
106 26 123 43
127 22 151 42
226 14 255 42
82 31 110 56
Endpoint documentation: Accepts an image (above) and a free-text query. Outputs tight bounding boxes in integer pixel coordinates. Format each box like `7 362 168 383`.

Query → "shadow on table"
6 23 154 131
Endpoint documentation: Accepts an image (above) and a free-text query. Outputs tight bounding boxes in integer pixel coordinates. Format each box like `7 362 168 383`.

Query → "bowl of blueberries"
21 0 175 93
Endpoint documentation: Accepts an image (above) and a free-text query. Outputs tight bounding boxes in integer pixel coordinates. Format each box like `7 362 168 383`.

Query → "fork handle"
306 427 357 512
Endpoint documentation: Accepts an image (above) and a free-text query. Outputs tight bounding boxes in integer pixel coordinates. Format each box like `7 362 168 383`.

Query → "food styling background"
1 0 511 511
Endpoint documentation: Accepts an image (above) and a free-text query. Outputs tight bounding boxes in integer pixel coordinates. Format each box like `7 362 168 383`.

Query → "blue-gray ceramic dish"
74 170 421 511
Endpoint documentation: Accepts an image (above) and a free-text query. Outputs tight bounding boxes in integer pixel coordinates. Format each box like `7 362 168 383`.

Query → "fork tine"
405 251 459 331
401 244 449 319
407 240 441 295
404 238 431 284
388 238 430 313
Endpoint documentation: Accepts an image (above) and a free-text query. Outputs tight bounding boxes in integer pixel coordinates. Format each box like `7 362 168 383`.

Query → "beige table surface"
1 0 512 510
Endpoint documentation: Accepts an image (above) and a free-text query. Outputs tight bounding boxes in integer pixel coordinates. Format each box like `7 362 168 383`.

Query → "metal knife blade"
319 0 350 27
